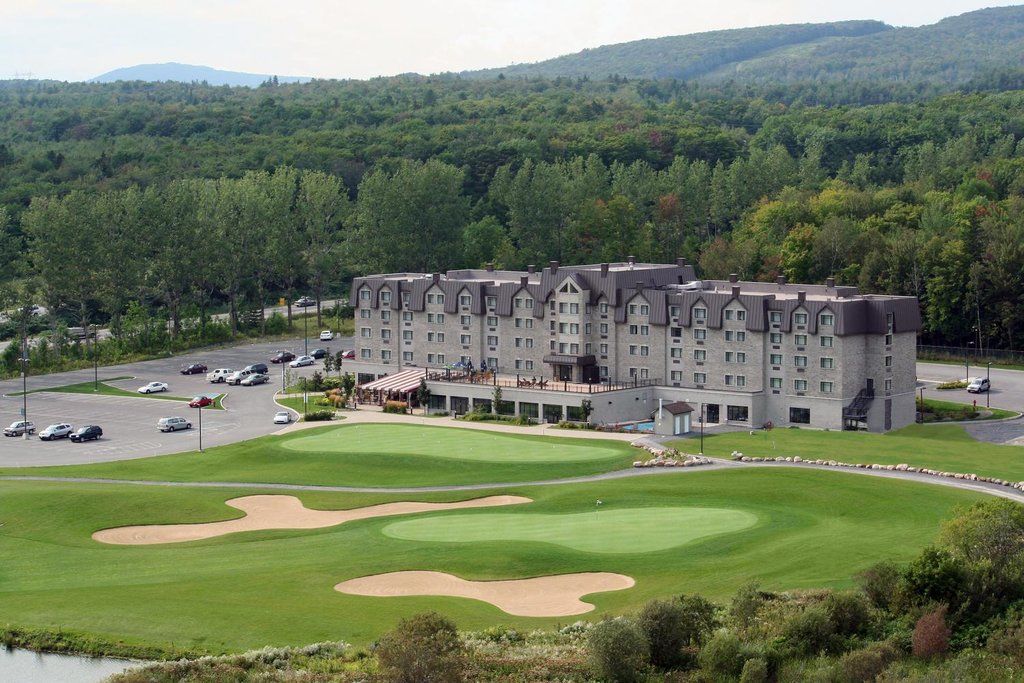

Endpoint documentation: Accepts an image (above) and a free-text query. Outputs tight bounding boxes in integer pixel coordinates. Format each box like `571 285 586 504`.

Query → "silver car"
157 417 191 432
39 423 73 441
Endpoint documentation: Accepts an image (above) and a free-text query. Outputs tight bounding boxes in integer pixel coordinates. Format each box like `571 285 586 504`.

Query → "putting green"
280 424 624 463
382 506 759 554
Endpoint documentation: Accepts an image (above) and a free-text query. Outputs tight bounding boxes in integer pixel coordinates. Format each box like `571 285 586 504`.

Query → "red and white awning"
358 368 424 394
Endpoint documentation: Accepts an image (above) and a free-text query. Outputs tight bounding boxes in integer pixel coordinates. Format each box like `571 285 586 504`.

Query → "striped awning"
358 368 424 394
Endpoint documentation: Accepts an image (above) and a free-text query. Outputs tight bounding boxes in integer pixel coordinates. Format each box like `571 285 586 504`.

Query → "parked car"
226 369 253 386
157 417 191 432
245 363 269 375
189 395 215 408
39 423 73 441
273 411 292 424
138 381 169 394
340 349 355 360
207 368 233 383
180 363 208 375
240 373 270 386
289 355 315 368
319 330 334 341
295 296 315 308
69 425 103 442
967 377 991 393
271 351 296 364
3 421 35 437
311 348 328 359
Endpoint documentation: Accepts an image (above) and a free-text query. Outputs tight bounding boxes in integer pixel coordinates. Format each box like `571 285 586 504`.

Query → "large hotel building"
347 259 921 433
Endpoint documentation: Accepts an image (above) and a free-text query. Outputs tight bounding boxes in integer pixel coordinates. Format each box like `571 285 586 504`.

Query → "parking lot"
0 335 353 466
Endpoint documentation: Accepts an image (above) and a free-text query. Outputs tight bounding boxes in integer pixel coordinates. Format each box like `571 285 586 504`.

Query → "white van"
225 369 253 386
207 368 233 383
157 417 191 432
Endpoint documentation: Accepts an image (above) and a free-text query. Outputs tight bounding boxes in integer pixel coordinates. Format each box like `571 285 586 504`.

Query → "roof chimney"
520 275 529 287
635 281 645 291
776 275 787 286
626 255 636 265
731 286 740 298
797 290 806 304
600 263 609 276
676 257 688 267
485 262 494 272
548 260 559 273
527 264 535 274
432 273 440 284
728 273 738 284
826 276 835 288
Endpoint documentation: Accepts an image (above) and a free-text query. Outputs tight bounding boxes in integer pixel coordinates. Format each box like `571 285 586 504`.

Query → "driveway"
0 334 353 466
916 361 1024 444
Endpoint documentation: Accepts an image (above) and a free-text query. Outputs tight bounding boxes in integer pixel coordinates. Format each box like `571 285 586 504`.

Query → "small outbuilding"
654 400 694 436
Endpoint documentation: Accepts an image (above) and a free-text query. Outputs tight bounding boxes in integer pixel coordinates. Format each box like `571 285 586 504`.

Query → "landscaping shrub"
556 420 595 429
825 591 872 636
781 606 835 656
302 410 334 422
912 605 951 659
902 548 968 608
698 630 748 679
383 400 408 414
837 641 899 682
987 615 1024 664
858 561 902 610
586 618 649 683
739 656 769 683
936 379 969 390
676 594 720 646
730 582 768 630
636 599 689 669
375 612 467 683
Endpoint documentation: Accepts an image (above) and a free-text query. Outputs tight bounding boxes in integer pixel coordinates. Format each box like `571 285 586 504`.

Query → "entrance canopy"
358 368 424 394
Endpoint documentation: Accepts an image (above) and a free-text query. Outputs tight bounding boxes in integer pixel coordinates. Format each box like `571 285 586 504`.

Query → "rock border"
630 441 713 469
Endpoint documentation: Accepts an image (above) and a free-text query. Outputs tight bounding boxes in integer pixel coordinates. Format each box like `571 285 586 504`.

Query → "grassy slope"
678 424 1024 481
0 423 636 487
0 468 982 653
921 397 1016 421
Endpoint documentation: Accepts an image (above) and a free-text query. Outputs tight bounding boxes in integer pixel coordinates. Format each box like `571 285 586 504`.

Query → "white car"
319 330 334 341
157 416 191 432
967 377 991 393
39 423 73 441
225 369 253 386
273 411 292 424
138 381 169 394
207 368 233 383
289 355 315 368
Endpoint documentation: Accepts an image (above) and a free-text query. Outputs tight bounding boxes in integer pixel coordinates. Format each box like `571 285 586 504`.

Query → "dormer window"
694 307 707 321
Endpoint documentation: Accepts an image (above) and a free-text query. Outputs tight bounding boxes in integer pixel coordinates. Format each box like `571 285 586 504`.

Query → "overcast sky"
1 0 1019 81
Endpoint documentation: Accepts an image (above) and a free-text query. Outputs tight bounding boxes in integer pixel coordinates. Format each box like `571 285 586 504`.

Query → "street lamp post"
919 386 925 423
21 326 28 440
303 306 309 357
198 403 203 453
966 341 975 381
699 402 705 456
92 324 98 392
987 361 991 409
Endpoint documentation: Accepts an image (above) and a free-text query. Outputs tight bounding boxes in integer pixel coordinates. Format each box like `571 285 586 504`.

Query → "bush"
636 599 688 669
730 582 767 630
739 656 769 683
987 616 1024 664
781 606 835 656
383 400 408 414
264 312 289 335
837 642 899 683
699 630 748 679
676 594 720 646
825 591 872 636
375 612 466 683
936 379 969 390
556 420 596 430
912 605 951 659
858 561 902 610
902 548 967 608
302 410 334 422
587 618 649 683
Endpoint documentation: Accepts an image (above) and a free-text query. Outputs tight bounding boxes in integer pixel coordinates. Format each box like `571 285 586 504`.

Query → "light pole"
198 403 203 453
699 402 705 456
919 386 925 423
92 324 98 392
966 341 974 381
21 324 28 440
303 304 309 357
987 361 991 409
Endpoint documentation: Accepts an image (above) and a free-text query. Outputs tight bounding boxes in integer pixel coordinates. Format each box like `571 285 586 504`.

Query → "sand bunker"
334 571 635 617
93 494 532 545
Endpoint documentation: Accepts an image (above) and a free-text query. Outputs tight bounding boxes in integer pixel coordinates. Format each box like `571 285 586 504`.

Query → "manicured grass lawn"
23 377 224 409
920 397 1016 421
676 424 1024 481
0 468 983 653
274 395 334 418
0 424 636 487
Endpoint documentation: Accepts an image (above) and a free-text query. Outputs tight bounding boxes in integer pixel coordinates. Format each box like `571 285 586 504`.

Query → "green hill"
464 6 1024 86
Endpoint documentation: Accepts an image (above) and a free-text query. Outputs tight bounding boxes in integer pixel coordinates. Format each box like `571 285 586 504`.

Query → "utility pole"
21 320 28 440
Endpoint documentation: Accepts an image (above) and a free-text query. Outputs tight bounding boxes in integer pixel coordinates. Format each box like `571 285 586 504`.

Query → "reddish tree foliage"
912 605 951 659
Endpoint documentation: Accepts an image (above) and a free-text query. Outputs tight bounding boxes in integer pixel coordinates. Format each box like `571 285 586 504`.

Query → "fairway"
382 507 759 553
282 424 625 463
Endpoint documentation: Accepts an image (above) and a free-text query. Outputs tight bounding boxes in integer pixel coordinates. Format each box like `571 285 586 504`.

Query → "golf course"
0 420 995 656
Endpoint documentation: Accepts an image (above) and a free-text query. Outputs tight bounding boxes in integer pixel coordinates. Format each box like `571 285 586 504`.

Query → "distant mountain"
90 62 311 87
463 6 1024 86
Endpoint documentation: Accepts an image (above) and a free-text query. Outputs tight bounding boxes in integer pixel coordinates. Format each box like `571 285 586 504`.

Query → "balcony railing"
422 368 660 394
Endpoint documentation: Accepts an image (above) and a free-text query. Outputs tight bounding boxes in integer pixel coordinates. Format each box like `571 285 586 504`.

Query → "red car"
189 395 214 408
341 349 355 360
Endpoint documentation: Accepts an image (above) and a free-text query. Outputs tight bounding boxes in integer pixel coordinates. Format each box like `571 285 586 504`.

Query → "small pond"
0 647 138 682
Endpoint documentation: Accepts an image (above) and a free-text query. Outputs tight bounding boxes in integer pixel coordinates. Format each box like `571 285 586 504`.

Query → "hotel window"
794 379 808 392
525 360 534 370
381 349 392 361
381 291 392 304
821 357 834 369
486 296 496 308
525 298 533 309
671 371 683 381
725 374 734 386
770 311 782 323
559 343 569 353
640 325 649 335
693 307 707 321
885 378 892 392
885 355 893 368
770 332 781 344
694 328 707 341
460 315 471 325
570 303 580 314
640 345 649 356
514 297 523 308
549 320 556 332
670 347 682 358
770 377 782 389
559 322 569 333
629 345 639 356
694 372 707 384
402 292 410 307
487 316 498 327
525 318 533 329
628 304 637 315
437 294 445 305
600 343 608 354
725 351 734 362
820 336 834 348
571 343 580 354
770 354 782 365
525 338 534 348
487 356 498 368
514 318 523 328
669 306 680 318
725 309 734 320
359 288 370 301
514 337 523 348
460 356 471 365
381 310 391 322
427 332 436 342
427 293 436 304
736 375 746 387
821 313 835 326
360 327 372 338
794 355 808 367
360 348 372 359
402 351 413 361
885 312 894 345
737 352 746 363
423 353 434 364
640 304 650 315
436 333 445 343
403 330 413 340
789 407 811 424
737 310 747 321
599 366 609 378
585 323 592 334
820 381 834 393
599 303 609 314
795 313 808 325
402 311 413 321
437 354 445 364
694 349 707 361
360 309 371 319
460 334 471 345
570 323 580 334
585 343 592 354
728 405 749 421
600 323 609 334
459 294 471 306
515 359 524 370
795 334 807 346
487 335 498 346
671 327 682 337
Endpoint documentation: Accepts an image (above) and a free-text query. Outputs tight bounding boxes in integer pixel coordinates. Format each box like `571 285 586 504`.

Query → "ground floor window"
472 398 492 412
789 407 811 424
496 399 515 416
518 402 539 419
543 404 564 423
565 405 585 421
727 405 749 422
357 373 376 384
450 396 469 415
428 394 446 411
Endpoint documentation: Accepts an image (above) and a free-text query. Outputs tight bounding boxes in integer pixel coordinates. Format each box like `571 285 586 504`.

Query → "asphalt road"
916 361 1024 444
0 334 353 466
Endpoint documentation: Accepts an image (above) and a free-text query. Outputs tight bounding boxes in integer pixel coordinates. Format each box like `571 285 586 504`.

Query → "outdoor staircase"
843 387 875 423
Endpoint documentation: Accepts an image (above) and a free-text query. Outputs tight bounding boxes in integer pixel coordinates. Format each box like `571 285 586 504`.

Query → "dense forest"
3 69 1024 353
